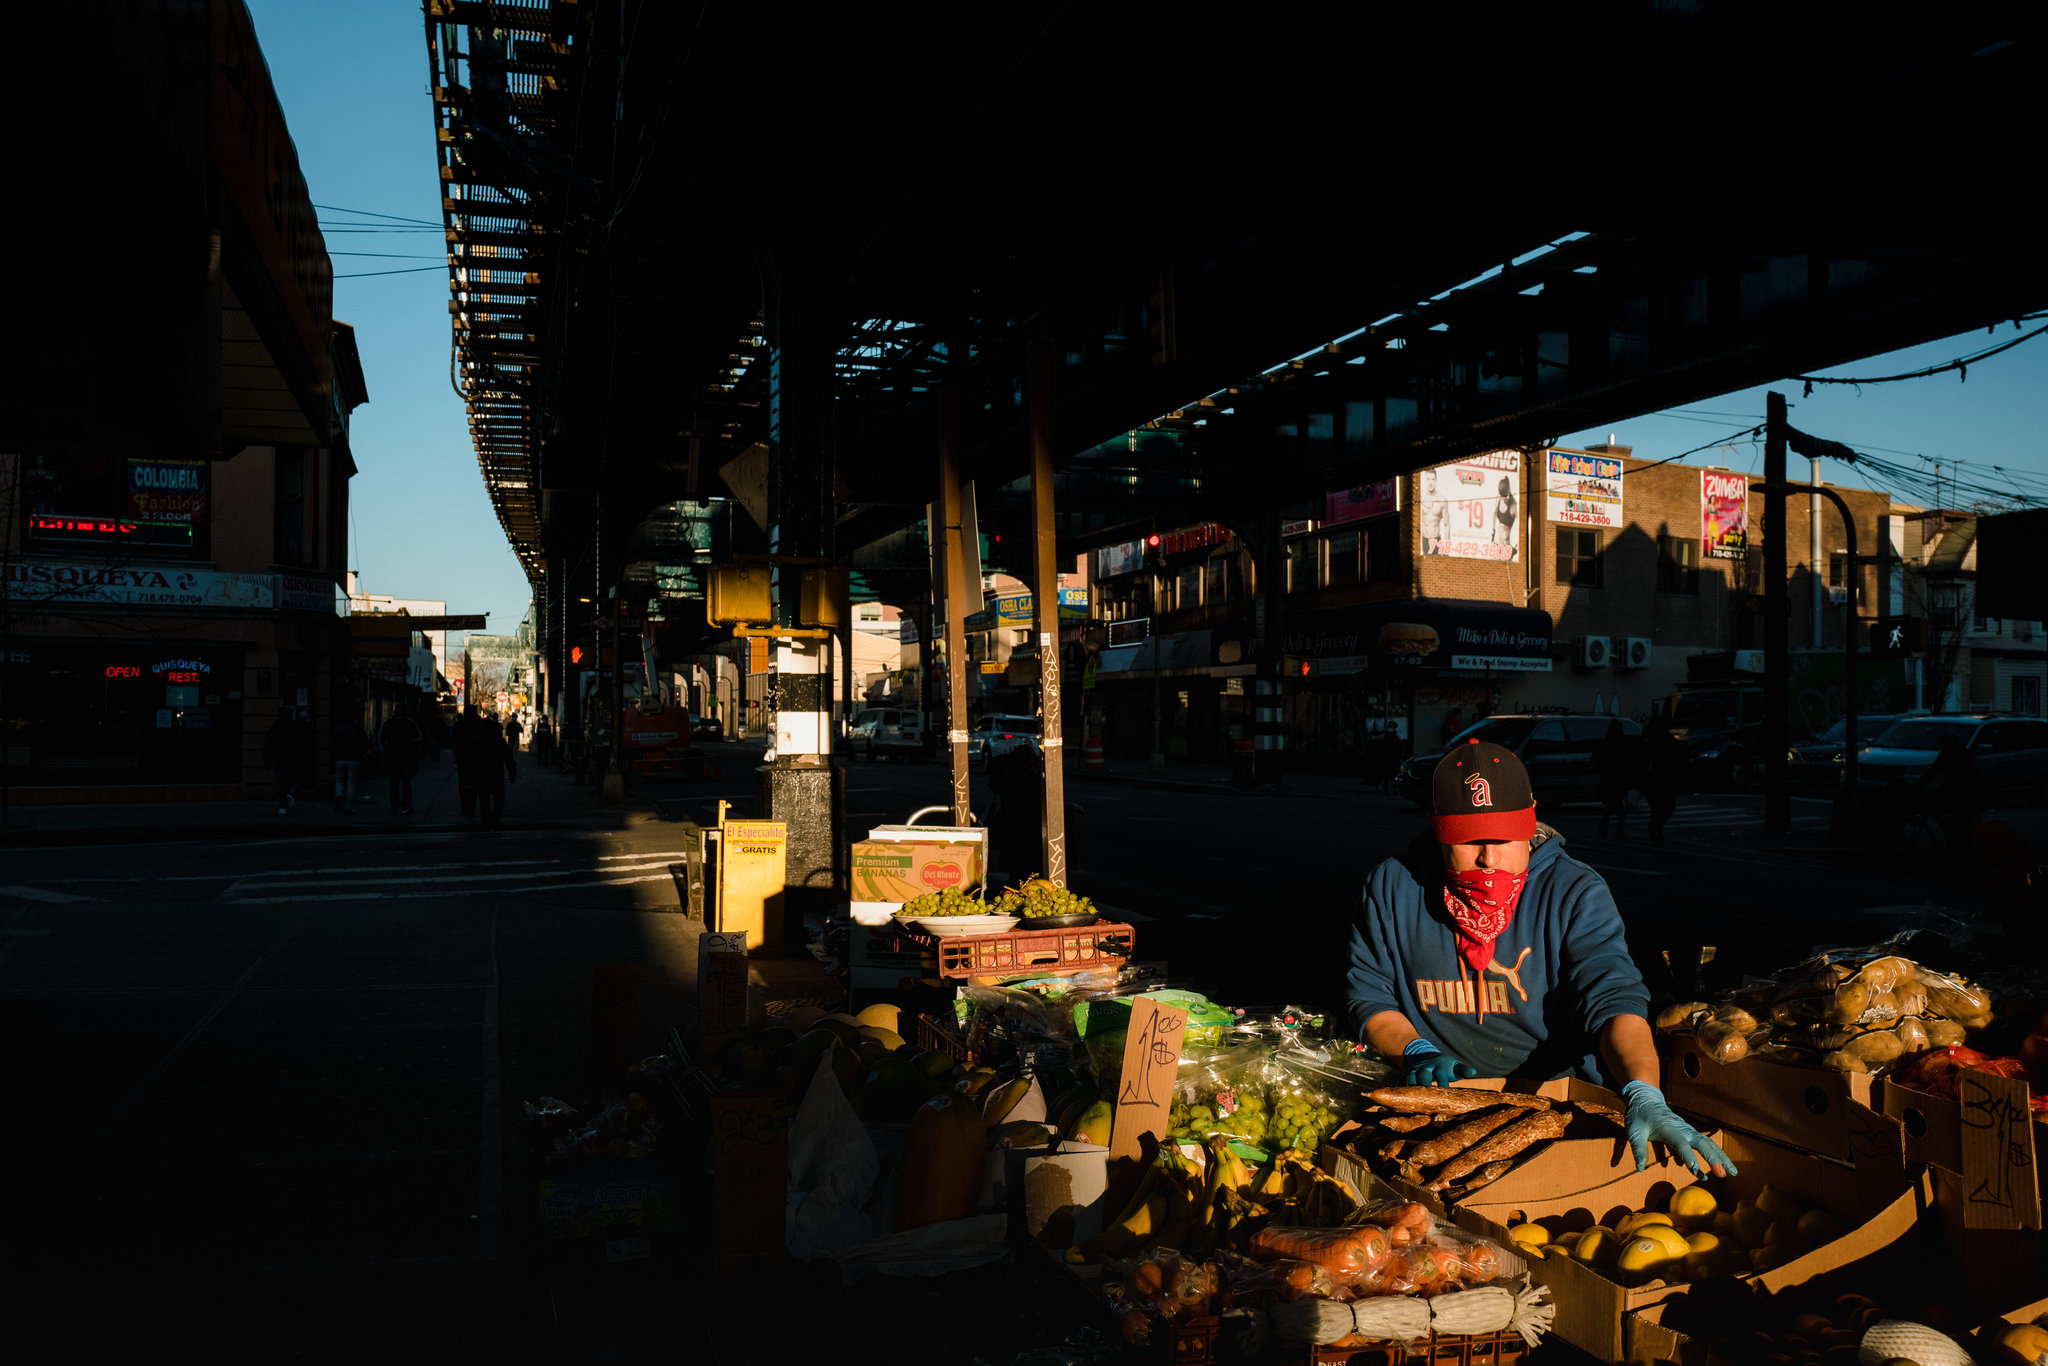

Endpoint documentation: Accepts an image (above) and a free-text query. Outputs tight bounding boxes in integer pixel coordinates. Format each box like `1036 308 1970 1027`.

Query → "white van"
850 707 925 759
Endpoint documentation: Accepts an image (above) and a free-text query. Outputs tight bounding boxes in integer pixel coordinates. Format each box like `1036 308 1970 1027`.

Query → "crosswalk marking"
236 860 680 893
0 885 100 904
223 872 677 906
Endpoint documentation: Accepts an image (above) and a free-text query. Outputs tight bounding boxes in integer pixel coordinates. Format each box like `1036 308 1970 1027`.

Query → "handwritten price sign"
698 930 750 1056
710 1091 792 1258
1960 1070 2040 1230
1110 997 1188 1164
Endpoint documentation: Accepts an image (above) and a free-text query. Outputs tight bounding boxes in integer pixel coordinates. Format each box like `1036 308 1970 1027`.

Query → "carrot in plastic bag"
1249 1226 1393 1285
1354 1199 1432 1245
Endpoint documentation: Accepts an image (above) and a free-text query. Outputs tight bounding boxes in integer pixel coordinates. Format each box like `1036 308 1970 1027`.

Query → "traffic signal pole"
1760 477 1862 828
1763 392 1791 837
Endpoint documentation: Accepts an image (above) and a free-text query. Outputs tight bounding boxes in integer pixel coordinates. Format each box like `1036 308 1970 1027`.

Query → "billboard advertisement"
1543 450 1623 528
1420 451 1521 561
1324 478 1400 527
127 458 209 522
1701 469 1750 560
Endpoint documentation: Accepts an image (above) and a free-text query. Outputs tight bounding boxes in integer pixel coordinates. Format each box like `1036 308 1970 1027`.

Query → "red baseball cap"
1430 739 1537 843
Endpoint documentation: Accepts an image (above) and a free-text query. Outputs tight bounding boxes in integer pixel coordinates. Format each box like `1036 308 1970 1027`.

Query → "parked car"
1787 712 1912 784
968 714 1041 768
694 715 724 741
1394 714 1643 810
1663 684 1769 790
850 707 925 759
1857 715 2048 801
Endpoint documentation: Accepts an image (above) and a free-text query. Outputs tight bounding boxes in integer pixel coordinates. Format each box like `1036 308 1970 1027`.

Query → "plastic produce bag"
785 1054 879 1258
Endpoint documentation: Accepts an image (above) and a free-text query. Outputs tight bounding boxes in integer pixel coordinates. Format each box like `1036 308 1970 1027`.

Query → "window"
1556 528 1602 586
1931 583 1961 628
2015 677 2043 717
1174 563 1202 611
1204 556 1229 605
856 603 882 622
1522 719 1570 756
1326 531 1360 586
1657 536 1698 594
1828 553 1866 607
1287 539 1320 593
1366 526 1398 581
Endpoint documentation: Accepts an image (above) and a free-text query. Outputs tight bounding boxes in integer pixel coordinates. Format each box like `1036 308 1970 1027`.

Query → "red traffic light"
1147 533 1160 547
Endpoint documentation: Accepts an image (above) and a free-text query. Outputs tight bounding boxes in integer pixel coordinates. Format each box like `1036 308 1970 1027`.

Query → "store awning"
1284 598 1552 674
1092 630 1214 678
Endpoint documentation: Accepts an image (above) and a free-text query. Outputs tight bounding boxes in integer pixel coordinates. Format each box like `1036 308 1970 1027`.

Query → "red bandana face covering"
1442 866 1528 973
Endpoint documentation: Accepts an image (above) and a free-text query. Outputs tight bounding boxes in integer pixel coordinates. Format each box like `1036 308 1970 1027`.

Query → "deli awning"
1091 630 1214 678
1283 599 1552 674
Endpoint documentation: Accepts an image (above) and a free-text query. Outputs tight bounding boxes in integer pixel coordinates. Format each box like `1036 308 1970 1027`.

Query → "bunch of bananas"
1064 1139 1368 1264
1255 1147 1366 1228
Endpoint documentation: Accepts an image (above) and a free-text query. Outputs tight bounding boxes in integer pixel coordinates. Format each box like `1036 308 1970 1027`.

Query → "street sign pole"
1763 392 1790 837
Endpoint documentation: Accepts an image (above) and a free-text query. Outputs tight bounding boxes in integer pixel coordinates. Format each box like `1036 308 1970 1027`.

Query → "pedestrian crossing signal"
1869 618 1924 656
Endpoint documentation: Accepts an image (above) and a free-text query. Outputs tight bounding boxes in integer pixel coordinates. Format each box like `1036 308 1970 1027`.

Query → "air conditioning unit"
1827 586 1849 605
1574 636 1612 669
1618 637 1652 670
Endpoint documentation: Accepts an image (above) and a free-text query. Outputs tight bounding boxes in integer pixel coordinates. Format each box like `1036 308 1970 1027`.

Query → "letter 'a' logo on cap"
1465 773 1493 807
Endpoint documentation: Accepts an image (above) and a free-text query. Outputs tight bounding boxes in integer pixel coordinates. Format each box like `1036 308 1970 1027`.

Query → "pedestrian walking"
1595 719 1640 839
461 712 516 829
503 713 524 780
332 716 367 812
378 706 424 815
533 715 556 769
263 707 309 814
450 706 482 817
1641 715 1685 847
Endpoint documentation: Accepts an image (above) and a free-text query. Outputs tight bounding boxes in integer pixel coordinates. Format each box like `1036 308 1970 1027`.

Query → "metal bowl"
1016 911 1099 928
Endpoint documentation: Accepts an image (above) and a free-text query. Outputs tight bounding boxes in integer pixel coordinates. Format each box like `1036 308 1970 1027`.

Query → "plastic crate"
915 1013 975 1064
1309 1329 1530 1366
1166 1314 1220 1366
914 921 1136 978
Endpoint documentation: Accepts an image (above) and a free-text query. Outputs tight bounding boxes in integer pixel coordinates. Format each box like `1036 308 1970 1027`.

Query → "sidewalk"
0 754 636 846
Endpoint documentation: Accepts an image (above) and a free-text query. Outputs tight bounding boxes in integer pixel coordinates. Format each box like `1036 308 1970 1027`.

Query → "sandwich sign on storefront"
1543 451 1624 528
1282 600 1551 674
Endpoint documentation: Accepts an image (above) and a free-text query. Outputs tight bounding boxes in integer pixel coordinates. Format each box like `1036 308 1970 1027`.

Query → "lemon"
1540 1244 1574 1260
1754 1184 1802 1224
1572 1226 1620 1272
1639 1224 1691 1260
1795 1209 1842 1245
1730 1201 1771 1250
1616 1235 1683 1284
1685 1230 1722 1254
1668 1184 1719 1230
1749 1245 1794 1273
1616 1211 1677 1237
1508 1223 1549 1247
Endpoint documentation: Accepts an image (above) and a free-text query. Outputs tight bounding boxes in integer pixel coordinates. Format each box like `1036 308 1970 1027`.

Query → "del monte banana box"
850 838 984 903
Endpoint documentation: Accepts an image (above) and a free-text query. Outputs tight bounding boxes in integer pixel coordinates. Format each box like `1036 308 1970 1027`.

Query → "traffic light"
1869 618 1925 656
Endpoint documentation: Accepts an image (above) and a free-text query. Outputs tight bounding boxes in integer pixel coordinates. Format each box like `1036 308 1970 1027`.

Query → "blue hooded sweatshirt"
1344 824 1650 1083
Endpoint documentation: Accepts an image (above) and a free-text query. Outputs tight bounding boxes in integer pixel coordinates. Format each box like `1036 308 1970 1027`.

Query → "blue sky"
248 1 2045 632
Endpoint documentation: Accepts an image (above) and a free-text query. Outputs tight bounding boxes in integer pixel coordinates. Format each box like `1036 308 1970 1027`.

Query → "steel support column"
938 386 972 826
1025 339 1068 886
1251 506 1286 786
758 248 841 936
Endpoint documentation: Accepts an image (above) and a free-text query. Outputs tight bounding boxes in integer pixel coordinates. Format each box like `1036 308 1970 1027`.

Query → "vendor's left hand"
1621 1080 1735 1178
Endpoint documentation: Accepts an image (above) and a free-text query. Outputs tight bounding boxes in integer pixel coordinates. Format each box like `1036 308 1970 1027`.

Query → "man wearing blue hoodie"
1346 739 1734 1178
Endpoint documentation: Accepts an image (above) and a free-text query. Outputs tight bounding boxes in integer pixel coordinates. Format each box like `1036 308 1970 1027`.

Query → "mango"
855 1003 904 1034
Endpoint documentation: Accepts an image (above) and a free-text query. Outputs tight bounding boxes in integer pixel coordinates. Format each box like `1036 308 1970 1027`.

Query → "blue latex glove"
1402 1039 1477 1087
1622 1080 1737 1177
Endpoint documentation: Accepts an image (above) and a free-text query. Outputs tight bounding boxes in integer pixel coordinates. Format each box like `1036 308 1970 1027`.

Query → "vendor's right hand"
1401 1040 1477 1087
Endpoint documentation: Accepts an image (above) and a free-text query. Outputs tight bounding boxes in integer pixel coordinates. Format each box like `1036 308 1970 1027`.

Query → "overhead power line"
333 264 446 279
1794 319 2048 393
313 203 440 226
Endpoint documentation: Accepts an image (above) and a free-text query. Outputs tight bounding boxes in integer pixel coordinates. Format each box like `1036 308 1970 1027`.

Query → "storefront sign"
1095 539 1147 578
1419 451 1521 561
1284 599 1552 674
1324 479 1400 527
1280 518 1319 538
127 459 209 522
1158 523 1231 556
1543 450 1624 528
5 559 275 610
1701 470 1750 560
279 574 335 614
28 514 193 550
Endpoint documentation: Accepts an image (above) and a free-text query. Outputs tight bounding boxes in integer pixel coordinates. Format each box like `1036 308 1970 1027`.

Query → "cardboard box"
849 838 984 902
1663 1034 1879 1163
1881 1069 2042 1229
1325 1082 1920 1364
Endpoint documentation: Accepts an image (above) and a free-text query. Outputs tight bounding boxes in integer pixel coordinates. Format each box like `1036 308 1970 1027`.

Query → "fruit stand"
637 846 2048 1366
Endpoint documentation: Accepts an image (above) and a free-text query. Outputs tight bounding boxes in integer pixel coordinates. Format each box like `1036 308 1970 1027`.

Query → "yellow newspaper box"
715 819 787 953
